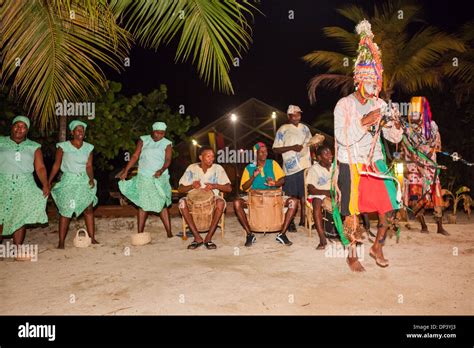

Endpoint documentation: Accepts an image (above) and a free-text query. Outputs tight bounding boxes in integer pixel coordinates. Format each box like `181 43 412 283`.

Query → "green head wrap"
152 122 167 131
69 120 87 132
12 115 31 129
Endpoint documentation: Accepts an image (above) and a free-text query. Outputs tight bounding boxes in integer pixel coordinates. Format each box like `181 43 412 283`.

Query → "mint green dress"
51 141 98 218
119 135 172 213
0 136 48 236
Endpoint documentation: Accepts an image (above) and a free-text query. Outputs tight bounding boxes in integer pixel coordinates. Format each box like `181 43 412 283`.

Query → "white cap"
287 105 302 115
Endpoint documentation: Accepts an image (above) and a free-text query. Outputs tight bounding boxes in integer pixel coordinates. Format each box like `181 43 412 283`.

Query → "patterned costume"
51 140 98 217
403 96 443 218
119 134 172 213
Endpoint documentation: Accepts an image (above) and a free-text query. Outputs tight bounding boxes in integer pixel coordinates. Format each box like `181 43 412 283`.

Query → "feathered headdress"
353 19 384 96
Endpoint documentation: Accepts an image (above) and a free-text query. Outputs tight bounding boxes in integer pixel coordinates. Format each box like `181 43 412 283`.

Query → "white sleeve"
334 97 367 147
179 165 194 186
273 127 285 148
306 167 316 187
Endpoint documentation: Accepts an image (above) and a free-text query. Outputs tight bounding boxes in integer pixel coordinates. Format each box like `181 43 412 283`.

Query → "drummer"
178 146 232 250
233 142 299 247
307 145 333 250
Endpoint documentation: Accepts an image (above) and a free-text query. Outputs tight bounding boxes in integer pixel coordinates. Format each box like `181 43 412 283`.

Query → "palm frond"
302 51 353 74
336 5 369 24
304 0 469 102
322 27 358 55
307 74 353 104
1 0 131 131
110 0 257 94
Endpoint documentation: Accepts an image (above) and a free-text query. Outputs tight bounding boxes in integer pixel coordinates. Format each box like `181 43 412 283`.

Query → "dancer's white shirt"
334 94 403 164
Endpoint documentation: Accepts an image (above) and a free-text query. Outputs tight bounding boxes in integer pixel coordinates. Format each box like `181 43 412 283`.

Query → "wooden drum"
248 189 284 232
322 197 333 213
187 189 215 232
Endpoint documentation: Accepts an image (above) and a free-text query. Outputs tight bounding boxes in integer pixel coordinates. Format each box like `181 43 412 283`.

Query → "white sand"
1 213 472 315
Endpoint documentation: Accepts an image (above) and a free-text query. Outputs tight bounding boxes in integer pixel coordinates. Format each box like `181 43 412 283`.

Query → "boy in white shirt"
178 146 232 250
307 145 333 250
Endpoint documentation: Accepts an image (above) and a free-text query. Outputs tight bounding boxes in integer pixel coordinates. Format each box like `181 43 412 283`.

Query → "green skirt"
0 173 48 236
119 173 171 213
51 172 98 218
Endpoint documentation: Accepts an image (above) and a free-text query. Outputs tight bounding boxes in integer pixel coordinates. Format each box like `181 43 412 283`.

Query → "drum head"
307 133 325 147
322 197 333 213
188 188 214 202
250 188 282 196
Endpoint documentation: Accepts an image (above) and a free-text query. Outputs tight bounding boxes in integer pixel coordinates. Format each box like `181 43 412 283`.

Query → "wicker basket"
131 232 151 246
73 228 91 248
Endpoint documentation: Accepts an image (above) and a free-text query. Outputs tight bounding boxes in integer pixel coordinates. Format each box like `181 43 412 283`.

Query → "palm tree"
1 0 257 136
303 0 466 103
444 20 474 104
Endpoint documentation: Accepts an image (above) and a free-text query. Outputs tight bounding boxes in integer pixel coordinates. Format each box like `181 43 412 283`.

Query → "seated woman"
233 142 298 247
307 145 334 250
49 120 99 249
178 146 232 250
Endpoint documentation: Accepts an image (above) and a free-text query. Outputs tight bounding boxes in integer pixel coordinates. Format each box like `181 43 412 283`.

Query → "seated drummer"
233 142 299 247
178 146 232 250
307 144 333 250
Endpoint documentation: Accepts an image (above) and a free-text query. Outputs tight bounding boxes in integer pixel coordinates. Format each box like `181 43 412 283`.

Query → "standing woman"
119 122 173 237
48 120 98 249
0 116 49 246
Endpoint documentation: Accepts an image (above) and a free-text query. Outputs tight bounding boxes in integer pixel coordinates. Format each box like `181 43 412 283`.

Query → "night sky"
107 0 472 132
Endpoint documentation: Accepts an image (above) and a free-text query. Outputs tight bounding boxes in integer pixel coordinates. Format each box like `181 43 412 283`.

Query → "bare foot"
167 233 173 238
420 226 429 233
369 246 389 267
346 257 366 272
315 243 327 250
57 242 65 249
91 238 100 244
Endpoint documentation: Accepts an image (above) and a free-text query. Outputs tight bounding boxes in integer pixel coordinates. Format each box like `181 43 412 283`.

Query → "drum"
322 197 333 213
248 189 284 232
306 133 325 147
187 189 215 232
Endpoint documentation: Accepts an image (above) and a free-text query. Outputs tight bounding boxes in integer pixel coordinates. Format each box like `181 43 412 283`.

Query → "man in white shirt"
273 105 312 231
178 146 232 250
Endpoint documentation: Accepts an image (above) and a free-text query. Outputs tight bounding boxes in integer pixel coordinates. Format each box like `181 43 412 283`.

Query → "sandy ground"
1 211 473 315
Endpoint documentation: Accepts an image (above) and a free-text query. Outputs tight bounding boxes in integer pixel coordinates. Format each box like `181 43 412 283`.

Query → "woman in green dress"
119 122 173 237
48 120 98 249
0 116 49 246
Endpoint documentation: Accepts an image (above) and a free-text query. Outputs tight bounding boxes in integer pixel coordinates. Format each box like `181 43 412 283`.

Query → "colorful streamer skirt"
119 173 171 213
0 173 48 236
338 160 401 216
51 172 98 218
